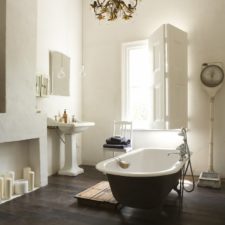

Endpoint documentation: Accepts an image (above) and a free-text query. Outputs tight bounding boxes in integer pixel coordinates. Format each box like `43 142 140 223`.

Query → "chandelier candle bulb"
23 167 31 180
28 171 35 191
0 177 4 200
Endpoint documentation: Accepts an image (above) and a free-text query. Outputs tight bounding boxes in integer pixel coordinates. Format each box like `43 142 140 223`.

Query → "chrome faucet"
176 143 187 161
168 127 191 161
179 128 191 158
168 144 187 161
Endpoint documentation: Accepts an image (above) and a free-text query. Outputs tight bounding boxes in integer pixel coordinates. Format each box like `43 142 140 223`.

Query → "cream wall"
0 0 6 113
36 0 83 175
0 0 83 179
82 0 225 177
0 0 47 186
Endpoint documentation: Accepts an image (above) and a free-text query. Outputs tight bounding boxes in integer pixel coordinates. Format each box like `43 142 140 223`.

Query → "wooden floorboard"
0 165 224 225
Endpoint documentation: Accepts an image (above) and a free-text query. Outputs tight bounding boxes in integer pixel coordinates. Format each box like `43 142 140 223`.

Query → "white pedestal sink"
47 118 95 176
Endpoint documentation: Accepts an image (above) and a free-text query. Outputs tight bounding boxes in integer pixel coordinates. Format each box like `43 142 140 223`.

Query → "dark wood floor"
0 166 225 225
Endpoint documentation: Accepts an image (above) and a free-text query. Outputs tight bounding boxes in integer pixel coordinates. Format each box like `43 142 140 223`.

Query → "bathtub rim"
96 148 188 177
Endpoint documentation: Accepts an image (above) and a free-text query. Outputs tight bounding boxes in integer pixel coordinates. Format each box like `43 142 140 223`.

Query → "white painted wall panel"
0 0 48 186
0 0 6 113
83 0 225 177
36 0 83 175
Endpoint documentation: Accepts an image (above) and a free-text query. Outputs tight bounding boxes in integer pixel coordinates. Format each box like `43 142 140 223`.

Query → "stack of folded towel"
103 136 131 149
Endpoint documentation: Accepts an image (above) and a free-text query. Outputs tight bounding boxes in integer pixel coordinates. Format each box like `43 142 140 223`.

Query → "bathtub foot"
175 186 184 213
172 180 184 213
173 185 181 197
116 203 124 211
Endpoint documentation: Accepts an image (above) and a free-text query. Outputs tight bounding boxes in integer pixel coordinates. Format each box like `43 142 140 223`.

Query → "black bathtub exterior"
107 170 181 209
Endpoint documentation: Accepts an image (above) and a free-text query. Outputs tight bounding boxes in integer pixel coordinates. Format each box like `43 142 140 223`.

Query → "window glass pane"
130 87 153 129
129 47 151 87
122 40 153 130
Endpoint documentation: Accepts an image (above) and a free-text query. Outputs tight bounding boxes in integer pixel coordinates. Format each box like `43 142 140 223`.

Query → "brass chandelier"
90 0 140 21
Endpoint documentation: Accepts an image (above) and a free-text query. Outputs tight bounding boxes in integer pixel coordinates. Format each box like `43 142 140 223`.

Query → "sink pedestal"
58 134 84 176
47 118 95 176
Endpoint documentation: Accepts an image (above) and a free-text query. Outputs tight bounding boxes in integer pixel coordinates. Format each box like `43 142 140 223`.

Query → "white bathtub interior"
96 148 187 177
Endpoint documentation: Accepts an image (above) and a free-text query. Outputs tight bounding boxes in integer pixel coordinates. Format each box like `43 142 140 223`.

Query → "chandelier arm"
106 1 112 8
97 0 107 6
92 7 104 18
120 0 137 12
121 10 132 20
92 0 107 17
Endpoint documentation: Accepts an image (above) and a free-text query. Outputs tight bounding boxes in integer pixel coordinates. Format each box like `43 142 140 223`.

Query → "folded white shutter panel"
166 24 188 129
149 25 166 129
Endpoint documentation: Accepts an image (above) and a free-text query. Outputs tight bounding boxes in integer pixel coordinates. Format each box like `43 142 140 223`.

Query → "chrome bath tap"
176 143 187 161
168 128 191 161
168 144 187 161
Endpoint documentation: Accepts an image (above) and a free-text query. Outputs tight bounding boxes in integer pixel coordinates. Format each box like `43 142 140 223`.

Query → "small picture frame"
40 75 48 97
36 75 49 97
36 76 41 97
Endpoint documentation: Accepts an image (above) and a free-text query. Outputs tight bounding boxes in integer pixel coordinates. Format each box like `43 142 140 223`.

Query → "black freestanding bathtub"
96 148 186 209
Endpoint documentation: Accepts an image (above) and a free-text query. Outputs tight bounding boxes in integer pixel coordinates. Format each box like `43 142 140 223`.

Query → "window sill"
133 128 181 132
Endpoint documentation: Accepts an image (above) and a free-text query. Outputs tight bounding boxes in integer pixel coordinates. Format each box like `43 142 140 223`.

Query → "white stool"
103 121 133 158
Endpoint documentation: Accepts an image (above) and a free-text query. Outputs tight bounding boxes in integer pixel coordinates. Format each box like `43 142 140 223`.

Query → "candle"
14 179 28 195
5 178 13 200
0 177 4 200
28 171 35 191
23 167 31 180
7 171 15 180
7 171 15 194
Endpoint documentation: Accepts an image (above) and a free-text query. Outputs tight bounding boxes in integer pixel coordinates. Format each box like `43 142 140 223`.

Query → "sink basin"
47 117 95 176
47 117 95 134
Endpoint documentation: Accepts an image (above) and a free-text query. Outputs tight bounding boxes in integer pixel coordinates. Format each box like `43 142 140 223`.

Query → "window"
122 24 188 130
122 40 153 130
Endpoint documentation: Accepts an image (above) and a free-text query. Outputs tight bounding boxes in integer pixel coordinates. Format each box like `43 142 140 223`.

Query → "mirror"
49 51 70 96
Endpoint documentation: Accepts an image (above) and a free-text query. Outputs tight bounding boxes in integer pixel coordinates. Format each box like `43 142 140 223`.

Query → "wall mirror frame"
49 51 70 96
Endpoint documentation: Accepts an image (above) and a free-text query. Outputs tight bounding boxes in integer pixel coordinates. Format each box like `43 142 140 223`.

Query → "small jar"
72 115 76 122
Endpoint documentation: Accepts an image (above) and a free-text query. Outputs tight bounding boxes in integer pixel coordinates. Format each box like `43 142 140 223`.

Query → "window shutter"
149 25 166 129
166 24 188 129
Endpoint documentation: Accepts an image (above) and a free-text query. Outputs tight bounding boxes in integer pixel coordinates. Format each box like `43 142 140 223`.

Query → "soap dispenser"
63 109 68 123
